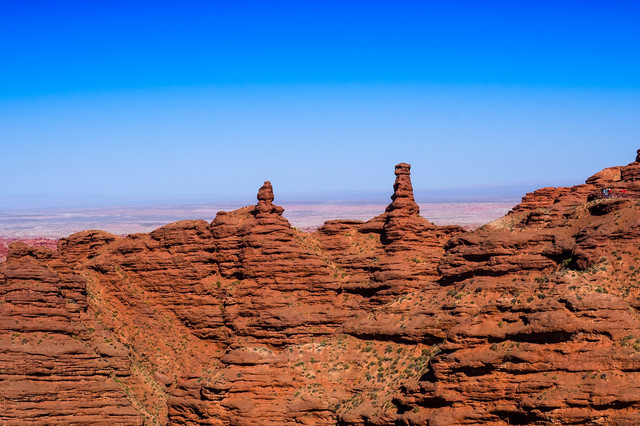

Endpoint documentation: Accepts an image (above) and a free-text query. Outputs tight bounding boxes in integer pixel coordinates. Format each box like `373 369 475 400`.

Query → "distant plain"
0 200 516 239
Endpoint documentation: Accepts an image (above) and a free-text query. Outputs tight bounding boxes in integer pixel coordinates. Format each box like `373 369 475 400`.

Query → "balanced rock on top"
256 180 284 217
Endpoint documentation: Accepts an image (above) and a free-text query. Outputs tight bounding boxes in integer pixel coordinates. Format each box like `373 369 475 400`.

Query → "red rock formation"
3 154 640 424
0 243 141 424
387 152 640 424
0 238 58 262
511 155 640 215
314 163 464 305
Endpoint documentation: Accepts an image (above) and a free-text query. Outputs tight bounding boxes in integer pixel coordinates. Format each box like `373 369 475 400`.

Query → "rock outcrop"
0 243 141 425
0 238 58 262
3 154 640 425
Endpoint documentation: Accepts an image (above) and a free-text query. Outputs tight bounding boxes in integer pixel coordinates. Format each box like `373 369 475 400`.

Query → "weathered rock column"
255 181 284 218
386 162 420 216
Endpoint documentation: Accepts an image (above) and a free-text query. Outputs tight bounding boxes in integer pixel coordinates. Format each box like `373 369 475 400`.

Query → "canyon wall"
3 156 640 424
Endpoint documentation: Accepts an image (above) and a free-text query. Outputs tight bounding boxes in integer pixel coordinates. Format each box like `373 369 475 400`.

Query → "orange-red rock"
0 238 57 262
3 155 640 424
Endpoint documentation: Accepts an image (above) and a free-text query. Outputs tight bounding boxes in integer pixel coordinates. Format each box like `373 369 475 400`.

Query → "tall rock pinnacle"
385 163 420 216
256 181 284 217
257 181 274 205
635 149 640 163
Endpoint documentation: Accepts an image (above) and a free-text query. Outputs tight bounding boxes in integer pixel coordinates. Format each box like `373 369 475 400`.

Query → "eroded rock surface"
0 238 58 262
3 155 640 425
0 243 141 425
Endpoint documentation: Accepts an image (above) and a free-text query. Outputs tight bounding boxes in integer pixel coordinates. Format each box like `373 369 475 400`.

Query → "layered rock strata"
0 244 141 425
2 154 640 425
0 238 58 262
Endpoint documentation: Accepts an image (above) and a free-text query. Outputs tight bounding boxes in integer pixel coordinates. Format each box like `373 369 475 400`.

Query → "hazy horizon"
0 178 582 211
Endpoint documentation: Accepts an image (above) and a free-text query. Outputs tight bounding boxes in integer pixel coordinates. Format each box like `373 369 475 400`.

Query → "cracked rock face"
4 153 640 425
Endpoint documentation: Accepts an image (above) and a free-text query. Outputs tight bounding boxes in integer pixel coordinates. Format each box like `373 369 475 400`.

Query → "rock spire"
385 162 420 216
257 181 274 205
255 181 284 217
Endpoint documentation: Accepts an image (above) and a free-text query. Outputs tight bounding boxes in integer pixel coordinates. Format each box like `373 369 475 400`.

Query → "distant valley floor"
0 201 516 240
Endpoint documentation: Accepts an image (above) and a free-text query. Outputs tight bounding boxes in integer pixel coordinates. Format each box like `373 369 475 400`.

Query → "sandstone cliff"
3 155 640 425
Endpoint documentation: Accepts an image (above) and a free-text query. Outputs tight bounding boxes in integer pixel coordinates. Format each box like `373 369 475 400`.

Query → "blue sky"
1 1 640 208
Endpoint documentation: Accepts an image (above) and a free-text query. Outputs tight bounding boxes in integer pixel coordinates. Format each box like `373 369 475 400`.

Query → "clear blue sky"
1 1 640 208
